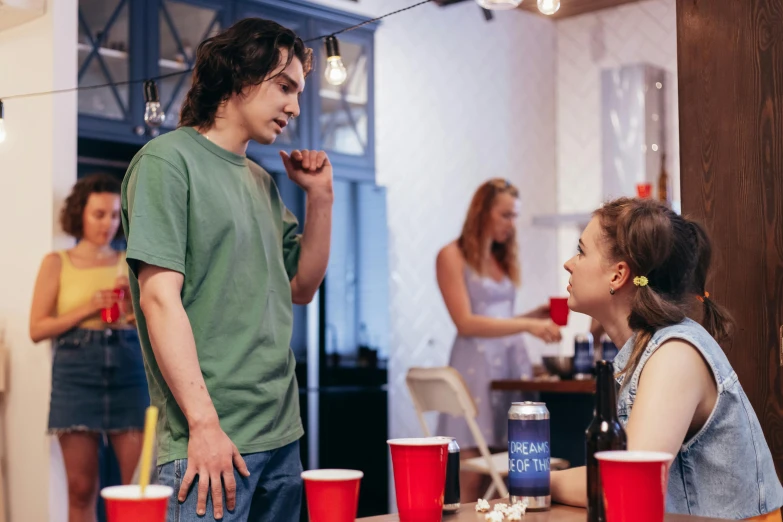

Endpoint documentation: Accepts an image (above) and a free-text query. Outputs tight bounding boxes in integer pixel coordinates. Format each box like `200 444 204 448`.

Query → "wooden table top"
490 379 595 394
357 499 726 521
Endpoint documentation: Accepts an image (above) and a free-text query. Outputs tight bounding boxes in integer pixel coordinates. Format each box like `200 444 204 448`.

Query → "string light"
537 0 561 15
143 80 165 128
324 36 348 86
0 100 6 144
0 0 437 139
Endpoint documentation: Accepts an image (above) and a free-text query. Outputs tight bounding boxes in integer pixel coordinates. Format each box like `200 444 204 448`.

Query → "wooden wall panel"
677 0 783 480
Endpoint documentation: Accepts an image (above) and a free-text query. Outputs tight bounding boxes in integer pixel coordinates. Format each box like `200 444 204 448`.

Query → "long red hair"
457 178 521 286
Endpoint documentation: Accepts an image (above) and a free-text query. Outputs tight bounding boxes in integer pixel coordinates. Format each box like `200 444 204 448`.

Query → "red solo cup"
101 288 125 324
101 485 173 522
549 297 570 326
636 183 653 199
301 469 363 522
388 437 450 522
596 450 674 522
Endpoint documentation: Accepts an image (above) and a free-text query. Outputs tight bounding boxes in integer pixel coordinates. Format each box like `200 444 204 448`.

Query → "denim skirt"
48 328 149 434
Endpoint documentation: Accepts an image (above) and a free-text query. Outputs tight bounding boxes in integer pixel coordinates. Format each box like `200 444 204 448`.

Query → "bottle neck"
594 362 619 420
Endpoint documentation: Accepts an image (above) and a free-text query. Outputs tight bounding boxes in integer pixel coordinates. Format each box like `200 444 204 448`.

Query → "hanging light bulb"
324 36 348 86
0 100 7 144
143 80 166 128
476 0 523 10
537 0 560 15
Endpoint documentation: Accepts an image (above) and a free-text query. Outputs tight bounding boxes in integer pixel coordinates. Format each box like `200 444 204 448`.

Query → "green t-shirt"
121 126 304 465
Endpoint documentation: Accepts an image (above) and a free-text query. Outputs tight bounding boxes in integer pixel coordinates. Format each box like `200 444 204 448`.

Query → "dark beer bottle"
586 360 627 522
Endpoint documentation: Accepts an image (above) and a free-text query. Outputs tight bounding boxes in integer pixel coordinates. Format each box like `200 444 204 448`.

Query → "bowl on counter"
542 356 574 380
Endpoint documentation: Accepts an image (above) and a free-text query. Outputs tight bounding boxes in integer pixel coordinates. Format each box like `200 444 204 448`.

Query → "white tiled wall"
375 2 559 442
555 0 679 336
311 0 678 461
309 0 560 442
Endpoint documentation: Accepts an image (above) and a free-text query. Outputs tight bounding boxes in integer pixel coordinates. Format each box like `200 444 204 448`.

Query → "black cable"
1 69 189 101
304 0 434 41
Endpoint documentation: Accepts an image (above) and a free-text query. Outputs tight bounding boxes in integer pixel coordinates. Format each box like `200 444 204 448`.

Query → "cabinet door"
77 0 145 142
311 21 375 175
237 3 310 167
154 0 229 131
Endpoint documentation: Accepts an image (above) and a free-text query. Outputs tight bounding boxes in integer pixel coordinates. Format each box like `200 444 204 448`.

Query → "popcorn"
476 497 529 520
476 499 491 512
506 511 523 521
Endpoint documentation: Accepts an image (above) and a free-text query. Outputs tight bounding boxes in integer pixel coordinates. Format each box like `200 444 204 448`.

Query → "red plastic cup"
101 485 173 522
302 469 364 522
388 437 450 522
596 450 674 522
549 297 570 326
636 183 653 199
101 288 125 324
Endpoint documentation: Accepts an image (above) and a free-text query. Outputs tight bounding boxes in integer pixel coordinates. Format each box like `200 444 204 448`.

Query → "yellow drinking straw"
139 406 159 496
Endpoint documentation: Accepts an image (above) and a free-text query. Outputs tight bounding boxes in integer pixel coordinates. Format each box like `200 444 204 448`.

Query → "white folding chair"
405 367 508 499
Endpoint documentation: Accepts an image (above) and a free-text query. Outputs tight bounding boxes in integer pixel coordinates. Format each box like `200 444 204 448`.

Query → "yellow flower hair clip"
633 276 649 287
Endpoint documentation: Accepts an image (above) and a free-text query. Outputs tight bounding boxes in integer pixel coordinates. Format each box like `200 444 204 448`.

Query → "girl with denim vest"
550 197 783 520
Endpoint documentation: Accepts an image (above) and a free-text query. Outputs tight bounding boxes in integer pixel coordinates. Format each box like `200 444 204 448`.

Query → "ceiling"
517 0 641 18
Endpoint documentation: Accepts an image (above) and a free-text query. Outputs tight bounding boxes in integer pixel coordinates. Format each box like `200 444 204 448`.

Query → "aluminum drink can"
573 333 595 379
508 401 550 510
443 437 460 512
600 334 619 363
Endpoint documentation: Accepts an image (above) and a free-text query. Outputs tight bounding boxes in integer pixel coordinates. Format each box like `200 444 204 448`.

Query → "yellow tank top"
56 250 127 330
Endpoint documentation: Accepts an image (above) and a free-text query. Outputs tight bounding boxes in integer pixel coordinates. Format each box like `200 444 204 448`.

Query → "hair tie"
696 291 710 303
633 276 649 287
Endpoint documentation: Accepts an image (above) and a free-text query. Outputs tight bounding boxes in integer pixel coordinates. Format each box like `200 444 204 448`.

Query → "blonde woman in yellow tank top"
29 174 149 522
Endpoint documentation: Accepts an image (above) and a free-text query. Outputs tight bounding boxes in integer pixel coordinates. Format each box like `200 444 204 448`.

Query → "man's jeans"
157 440 302 522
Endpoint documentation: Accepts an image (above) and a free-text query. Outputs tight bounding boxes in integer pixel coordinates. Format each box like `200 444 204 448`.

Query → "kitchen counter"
491 379 595 394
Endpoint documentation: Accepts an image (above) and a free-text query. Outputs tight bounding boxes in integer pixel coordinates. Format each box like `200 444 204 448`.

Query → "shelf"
319 89 367 105
491 378 595 394
159 58 189 72
77 43 189 72
531 212 592 228
78 42 128 60
532 200 682 227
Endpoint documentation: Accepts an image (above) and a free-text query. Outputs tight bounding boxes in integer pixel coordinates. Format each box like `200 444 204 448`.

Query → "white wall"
555 0 679 336
0 0 678 518
308 0 560 440
0 0 77 519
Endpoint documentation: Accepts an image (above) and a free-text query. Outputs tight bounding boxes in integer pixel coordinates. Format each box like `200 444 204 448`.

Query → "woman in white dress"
435 178 562 501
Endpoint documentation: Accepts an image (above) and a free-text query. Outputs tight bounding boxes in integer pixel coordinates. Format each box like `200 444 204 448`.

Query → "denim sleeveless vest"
613 318 783 518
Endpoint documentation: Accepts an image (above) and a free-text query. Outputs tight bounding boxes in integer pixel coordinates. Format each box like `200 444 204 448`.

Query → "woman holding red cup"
29 174 149 522
552 197 783 520
434 179 562 501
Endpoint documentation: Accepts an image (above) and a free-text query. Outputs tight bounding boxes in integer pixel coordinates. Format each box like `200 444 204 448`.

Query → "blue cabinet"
78 0 230 144
152 0 233 132
77 0 378 181
77 0 146 142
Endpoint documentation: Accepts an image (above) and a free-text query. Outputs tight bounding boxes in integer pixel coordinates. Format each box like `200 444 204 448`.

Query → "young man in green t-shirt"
121 18 332 522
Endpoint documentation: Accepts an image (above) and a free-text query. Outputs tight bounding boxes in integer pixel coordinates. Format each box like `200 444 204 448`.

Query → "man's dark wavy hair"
179 18 313 129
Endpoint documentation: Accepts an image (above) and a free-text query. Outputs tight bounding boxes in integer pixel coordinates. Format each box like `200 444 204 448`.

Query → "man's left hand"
280 150 333 199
